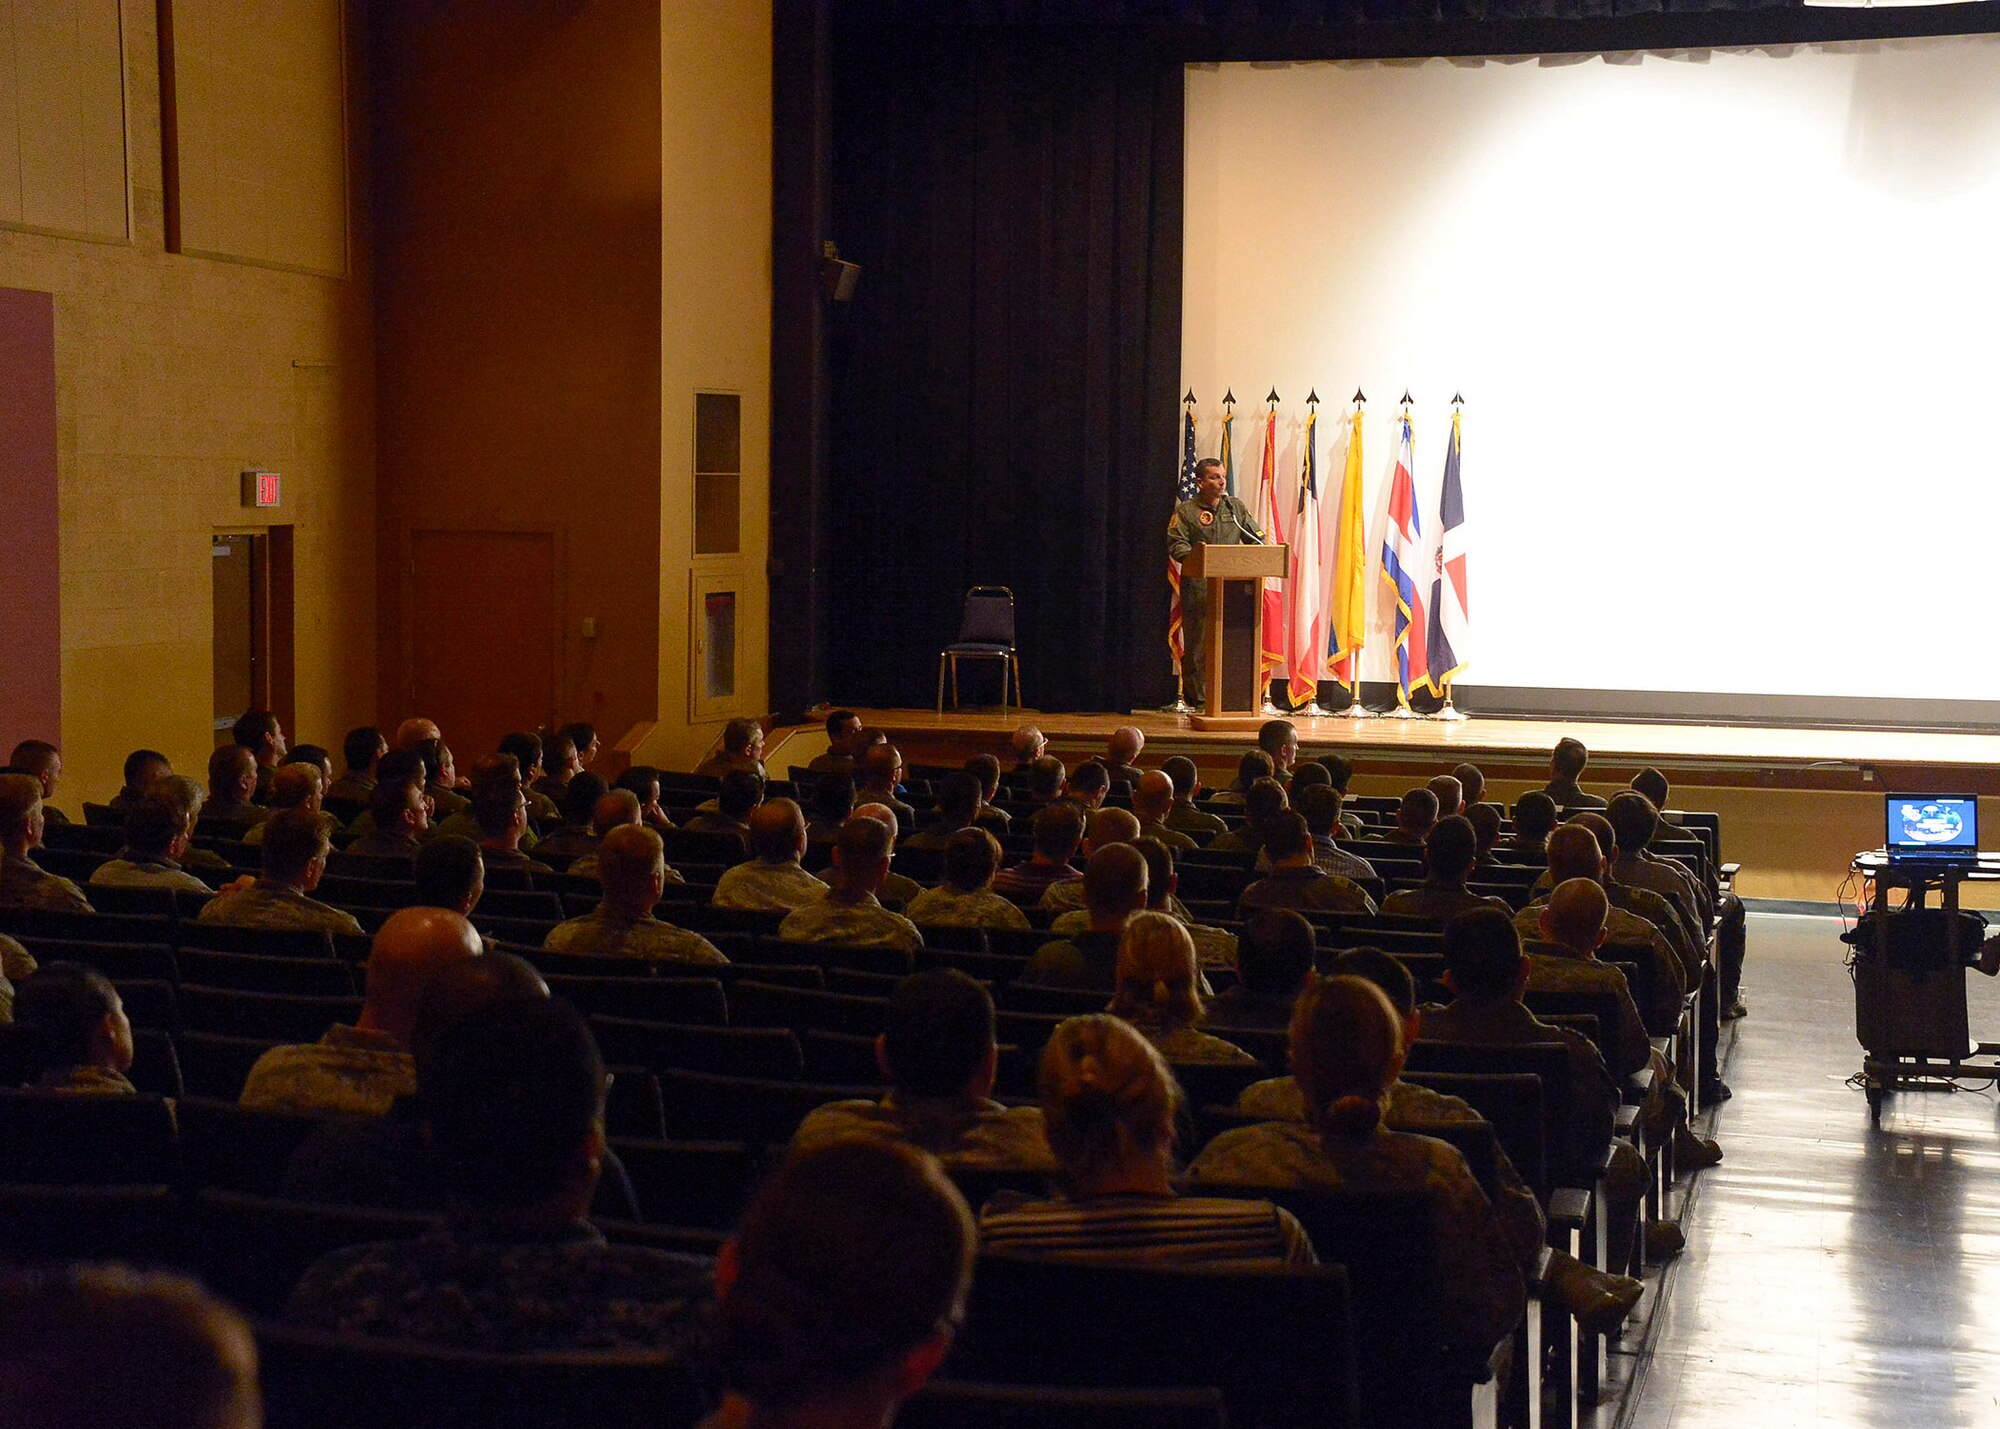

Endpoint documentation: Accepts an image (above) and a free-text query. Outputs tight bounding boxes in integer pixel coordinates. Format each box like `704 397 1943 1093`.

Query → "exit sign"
241 469 281 508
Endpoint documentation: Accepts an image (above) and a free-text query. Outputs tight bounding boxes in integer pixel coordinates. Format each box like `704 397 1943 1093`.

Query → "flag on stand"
1379 410 1430 706
1219 403 1236 500
1167 401 1199 671
1286 404 1326 708
1254 403 1289 688
1325 405 1367 686
1423 407 1469 694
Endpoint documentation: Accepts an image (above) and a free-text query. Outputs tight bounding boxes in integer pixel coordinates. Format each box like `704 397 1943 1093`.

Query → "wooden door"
408 530 557 761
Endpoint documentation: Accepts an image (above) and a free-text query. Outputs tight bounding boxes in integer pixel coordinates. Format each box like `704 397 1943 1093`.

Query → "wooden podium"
1184 542 1288 729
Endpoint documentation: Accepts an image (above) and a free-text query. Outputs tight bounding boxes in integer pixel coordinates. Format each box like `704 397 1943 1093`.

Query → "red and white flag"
1285 404 1325 707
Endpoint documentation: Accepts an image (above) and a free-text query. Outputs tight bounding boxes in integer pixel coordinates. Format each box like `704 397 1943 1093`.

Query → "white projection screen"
1181 36 2000 726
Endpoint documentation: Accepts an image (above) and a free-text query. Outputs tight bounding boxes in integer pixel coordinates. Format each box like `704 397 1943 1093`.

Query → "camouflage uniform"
544 907 728 965
711 859 827 913
240 1025 415 1117
778 894 924 957
1018 930 1124 992
1515 896 1687 1031
428 809 540 853
35 1065 139 1096
881 870 924 907
1121 1007 1256 1066
196 882 364 937
1187 1119 1526 1357
691 750 765 781
904 885 1031 932
1136 818 1197 853
1048 902 1237 969
1205 827 1266 858
1238 867 1376 918
1523 945 1652 1079
1165 801 1228 840
791 1092 1058 1173
1167 492 1265 704
340 827 425 861
1611 852 1705 950
88 855 212 894
285 1218 714 1354
1381 881 1511 921
0 854 93 914
324 774 375 807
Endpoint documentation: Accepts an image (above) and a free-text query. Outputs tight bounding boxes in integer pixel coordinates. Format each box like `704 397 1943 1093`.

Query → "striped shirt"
978 1191 1315 1268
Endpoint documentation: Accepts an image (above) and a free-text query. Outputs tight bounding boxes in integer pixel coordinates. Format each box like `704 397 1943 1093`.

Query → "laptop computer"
1884 794 1981 863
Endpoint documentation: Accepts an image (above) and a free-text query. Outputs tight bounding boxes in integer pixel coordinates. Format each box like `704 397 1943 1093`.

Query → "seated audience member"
340 751 429 859
1296 785 1378 882
1063 759 1111 812
905 828 1031 932
1109 913 1254 1065
1019 843 1147 991
713 797 829 913
149 776 232 879
431 755 547 852
1189 973 1527 1358
326 726 386 808
858 743 916 830
0 773 93 914
1103 725 1147 786
1388 786 1439 845
5 740 68 828
545 826 727 965
853 803 925 905
231 709 288 803
1632 768 1748 1019
793 970 1057 1171
1160 755 1227 839
962 753 1011 833
526 774 609 863
1259 718 1300 785
614 766 678 833
1039 807 1141 915
1207 776 1290 857
980 1015 1312 1265
1544 736 1607 811
805 773 858 846
1010 723 1047 771
902 772 982 851
532 729 582 804
410 739 467 819
414 835 484 918
558 720 601 770
203 746 266 829
1606 791 1706 950
1453 762 1487 809
394 717 442 751
286 997 711 1352
779 816 924 959
990 800 1085 901
1054 837 1234 967
241 762 324 847
109 748 172 815
0 1265 261 1429
1381 816 1509 920
499 731 562 825
1209 749 1274 809
682 769 764 852
694 716 768 781
12 962 136 1095
1287 761 1332 798
1524 878 1657 1079
1239 812 1375 916
1427 773 1465 819
286 744 333 782
1131 769 1195 851
1500 791 1558 864
807 708 865 776
1024 753 1067 809
240 906 482 1116
470 777 553 873
1515 824 1690 1034
0 934 35 1022
548 791 643 880
1466 802 1503 866
198 808 363 937
1316 753 1368 837
710 1139 974 1429
89 790 213 893
1207 908 1316 1032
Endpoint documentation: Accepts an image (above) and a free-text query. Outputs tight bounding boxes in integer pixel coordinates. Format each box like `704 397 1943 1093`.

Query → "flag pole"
1391 389 1420 719
1162 389 1198 716
1339 387 1376 720
1436 391 1469 722
1296 389 1333 717
1258 388 1287 718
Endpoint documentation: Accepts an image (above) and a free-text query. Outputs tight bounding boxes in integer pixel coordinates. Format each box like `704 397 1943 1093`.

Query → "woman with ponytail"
1108 912 1255 1066
977 1014 1313 1265
1188 974 1526 1358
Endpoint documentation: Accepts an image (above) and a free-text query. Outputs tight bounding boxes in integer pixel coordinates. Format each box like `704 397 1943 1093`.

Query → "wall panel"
0 0 127 241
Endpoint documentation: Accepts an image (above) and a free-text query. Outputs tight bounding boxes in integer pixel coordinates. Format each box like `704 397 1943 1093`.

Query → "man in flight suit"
1168 458 1266 705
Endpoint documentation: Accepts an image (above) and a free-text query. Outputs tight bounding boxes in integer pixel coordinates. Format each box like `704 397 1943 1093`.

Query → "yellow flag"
1327 407 1367 684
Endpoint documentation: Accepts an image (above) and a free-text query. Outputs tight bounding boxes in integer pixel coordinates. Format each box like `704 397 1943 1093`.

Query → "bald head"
1086 807 1142 853
1082 842 1149 924
1011 725 1045 762
1132 769 1175 822
1542 877 1609 953
853 802 901 851
749 797 808 864
1545 823 1606 884
395 718 442 751
362 907 483 1046
1109 725 1144 763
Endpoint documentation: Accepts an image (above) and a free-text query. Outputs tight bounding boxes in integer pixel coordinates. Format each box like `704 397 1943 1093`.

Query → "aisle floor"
1624 913 2000 1428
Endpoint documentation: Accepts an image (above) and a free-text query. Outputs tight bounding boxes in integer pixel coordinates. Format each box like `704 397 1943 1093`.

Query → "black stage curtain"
824 26 1184 713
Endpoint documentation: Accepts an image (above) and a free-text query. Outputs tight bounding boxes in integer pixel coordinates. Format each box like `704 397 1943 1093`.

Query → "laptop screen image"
1884 795 1979 858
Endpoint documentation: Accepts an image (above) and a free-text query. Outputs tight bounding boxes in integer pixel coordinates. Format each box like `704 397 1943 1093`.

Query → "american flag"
1168 402 1198 667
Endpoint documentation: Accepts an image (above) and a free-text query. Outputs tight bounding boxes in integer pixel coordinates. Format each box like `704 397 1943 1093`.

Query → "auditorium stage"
764 707 2000 907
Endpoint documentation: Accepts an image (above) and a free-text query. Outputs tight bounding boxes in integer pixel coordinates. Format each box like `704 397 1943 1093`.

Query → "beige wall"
641 0 773 773
0 0 373 806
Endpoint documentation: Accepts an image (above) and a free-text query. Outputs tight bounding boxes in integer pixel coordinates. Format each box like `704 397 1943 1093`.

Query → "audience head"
1010 725 1046 764
413 835 484 915
1452 762 1487 807
408 953 548 1071
394 717 441 751
860 742 904 792
811 774 858 824
1031 800 1086 865
1037 1014 1180 1184
1442 907 1528 1002
1551 736 1589 782
1290 974 1404 1137
716 769 767 820
361 906 483 1045
149 776 205 836
1082 841 1148 923
230 710 285 766
341 726 386 777
284 746 331 782
1161 755 1201 802
1132 769 1175 822
259 808 331 889
1026 754 1067 803
205 746 257 807
121 749 171 799
1547 821 1609 886
721 716 764 760
1258 718 1299 772
1424 815 1479 884
1108 725 1144 766
1606 790 1661 855
1239 907 1317 996
716 1139 973 1418
1511 791 1559 847
265 763 322 815
470 778 528 843
1110 912 1204 1028
823 709 862 757
1631 767 1671 809
560 771 610 827
542 731 580 781
933 772 980 826
833 815 894 897
0 1265 260 1429
13 961 133 1078
940 827 1002 894
1131 836 1176 912
123 792 191 863
1264 810 1315 866
1236 749 1275 792
612 766 664 819
591 790 642 837
1466 801 1502 860
498 731 544 781
557 722 599 768
1397 786 1439 838
0 774 45 850
1427 773 1464 818
1569 811 1617 861
962 753 1001 801
1298 783 1344 840
1244 776 1289 830
1066 760 1110 807
597 825 668 913
749 798 808 865
1542 877 1610 953
1084 806 1140 851
1318 752 1355 792
1327 945 1418 1024
1290 761 1331 795
368 754 429 838
8 740 60 798
880 971 997 1099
